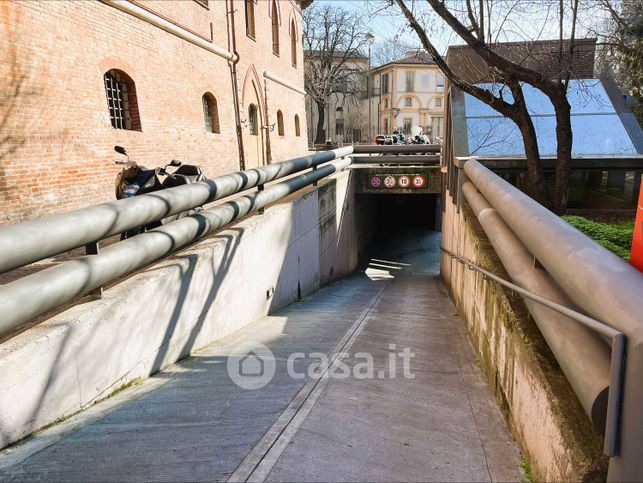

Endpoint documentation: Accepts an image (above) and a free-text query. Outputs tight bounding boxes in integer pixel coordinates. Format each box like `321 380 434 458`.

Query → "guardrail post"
257 184 265 214
84 241 103 300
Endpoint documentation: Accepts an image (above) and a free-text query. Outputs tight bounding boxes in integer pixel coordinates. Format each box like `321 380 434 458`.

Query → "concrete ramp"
0 230 520 482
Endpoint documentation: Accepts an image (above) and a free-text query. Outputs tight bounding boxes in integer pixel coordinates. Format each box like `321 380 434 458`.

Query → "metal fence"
0 148 354 338
447 157 643 481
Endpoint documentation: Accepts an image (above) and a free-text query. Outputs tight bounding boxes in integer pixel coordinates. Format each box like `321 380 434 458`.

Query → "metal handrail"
455 158 643 480
0 157 353 337
0 148 352 274
440 246 625 457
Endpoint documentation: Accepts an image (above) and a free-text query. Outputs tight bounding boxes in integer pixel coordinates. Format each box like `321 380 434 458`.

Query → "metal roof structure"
450 78 643 160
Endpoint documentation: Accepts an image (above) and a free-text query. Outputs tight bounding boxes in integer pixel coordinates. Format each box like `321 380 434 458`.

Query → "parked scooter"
114 145 206 238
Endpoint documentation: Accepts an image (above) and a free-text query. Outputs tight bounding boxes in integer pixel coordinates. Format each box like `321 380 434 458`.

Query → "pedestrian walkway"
0 230 521 482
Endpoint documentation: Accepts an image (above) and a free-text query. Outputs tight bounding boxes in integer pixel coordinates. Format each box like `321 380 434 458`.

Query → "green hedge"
562 216 634 260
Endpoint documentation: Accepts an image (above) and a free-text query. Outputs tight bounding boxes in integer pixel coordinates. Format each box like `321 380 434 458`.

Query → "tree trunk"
552 96 573 213
515 111 550 205
506 80 549 204
315 101 326 144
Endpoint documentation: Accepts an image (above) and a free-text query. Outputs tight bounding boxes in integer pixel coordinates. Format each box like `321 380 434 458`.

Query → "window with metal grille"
248 104 258 135
294 114 301 136
103 69 140 131
202 93 220 133
277 110 284 136
245 0 255 39
271 1 280 55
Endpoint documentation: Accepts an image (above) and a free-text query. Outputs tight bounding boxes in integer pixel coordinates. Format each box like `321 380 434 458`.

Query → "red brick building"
0 0 308 224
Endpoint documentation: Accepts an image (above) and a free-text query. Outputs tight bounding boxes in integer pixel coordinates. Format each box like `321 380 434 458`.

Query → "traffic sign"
384 176 396 188
370 176 381 188
398 176 410 188
412 175 425 188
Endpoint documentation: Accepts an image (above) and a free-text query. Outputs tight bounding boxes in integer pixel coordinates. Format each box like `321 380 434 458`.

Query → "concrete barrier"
441 191 608 481
0 170 374 449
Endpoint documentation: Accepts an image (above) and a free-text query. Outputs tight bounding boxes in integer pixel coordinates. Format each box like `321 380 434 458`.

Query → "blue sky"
312 0 608 66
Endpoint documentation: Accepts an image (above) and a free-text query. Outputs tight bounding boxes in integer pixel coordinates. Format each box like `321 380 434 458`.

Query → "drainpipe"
263 78 273 164
227 0 246 170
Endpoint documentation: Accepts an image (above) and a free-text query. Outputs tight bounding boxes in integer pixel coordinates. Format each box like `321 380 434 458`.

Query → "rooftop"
373 50 436 71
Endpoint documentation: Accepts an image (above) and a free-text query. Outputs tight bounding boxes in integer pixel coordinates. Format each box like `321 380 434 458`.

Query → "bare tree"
593 0 643 124
371 39 413 67
303 4 370 144
394 0 584 212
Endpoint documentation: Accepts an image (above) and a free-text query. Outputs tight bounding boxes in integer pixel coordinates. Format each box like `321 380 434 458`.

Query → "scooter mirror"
114 145 127 155
170 160 182 167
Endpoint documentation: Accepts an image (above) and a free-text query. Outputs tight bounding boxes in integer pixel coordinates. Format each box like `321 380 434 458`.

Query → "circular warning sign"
384 176 396 188
370 176 381 188
412 175 425 188
398 176 411 188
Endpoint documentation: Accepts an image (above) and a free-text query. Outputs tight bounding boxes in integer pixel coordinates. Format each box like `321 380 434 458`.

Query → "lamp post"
365 32 374 142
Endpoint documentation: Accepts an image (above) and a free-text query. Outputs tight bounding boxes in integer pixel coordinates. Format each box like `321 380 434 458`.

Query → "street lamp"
365 32 375 142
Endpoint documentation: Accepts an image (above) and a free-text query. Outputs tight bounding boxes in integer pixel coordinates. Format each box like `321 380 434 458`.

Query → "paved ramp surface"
0 229 521 482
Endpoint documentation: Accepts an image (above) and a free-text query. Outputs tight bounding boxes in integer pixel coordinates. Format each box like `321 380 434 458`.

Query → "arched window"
294 114 300 137
290 20 297 67
248 104 258 135
277 110 284 136
103 69 141 130
271 1 280 55
202 93 220 133
405 97 412 107
245 0 255 38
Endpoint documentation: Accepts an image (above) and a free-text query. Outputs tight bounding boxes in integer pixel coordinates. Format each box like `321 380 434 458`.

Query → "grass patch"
519 457 536 483
562 215 634 260
104 377 144 400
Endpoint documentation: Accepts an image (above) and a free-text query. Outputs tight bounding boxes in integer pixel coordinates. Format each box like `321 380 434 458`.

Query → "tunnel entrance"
359 193 440 233
356 193 442 276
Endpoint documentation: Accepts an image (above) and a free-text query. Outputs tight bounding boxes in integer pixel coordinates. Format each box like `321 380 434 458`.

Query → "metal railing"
0 148 354 338
447 157 643 481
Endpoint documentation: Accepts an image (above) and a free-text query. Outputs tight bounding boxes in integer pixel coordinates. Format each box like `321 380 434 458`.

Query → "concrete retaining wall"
441 191 608 482
0 170 374 449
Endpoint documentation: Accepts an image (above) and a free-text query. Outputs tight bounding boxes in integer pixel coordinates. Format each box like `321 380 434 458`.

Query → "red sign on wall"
631 175 643 272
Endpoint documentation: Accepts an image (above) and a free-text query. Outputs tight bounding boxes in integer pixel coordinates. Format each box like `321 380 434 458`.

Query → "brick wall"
0 0 308 224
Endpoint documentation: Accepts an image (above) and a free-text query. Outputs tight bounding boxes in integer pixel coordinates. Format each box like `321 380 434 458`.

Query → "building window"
405 71 414 92
381 73 389 94
245 0 255 39
277 110 284 136
403 117 412 135
435 97 442 108
405 97 412 107
335 119 344 136
271 1 280 55
290 20 297 67
103 69 141 131
248 104 258 135
294 114 301 136
202 93 220 133
431 116 444 138
437 73 444 93
335 106 344 136
384 117 389 133
384 98 388 109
